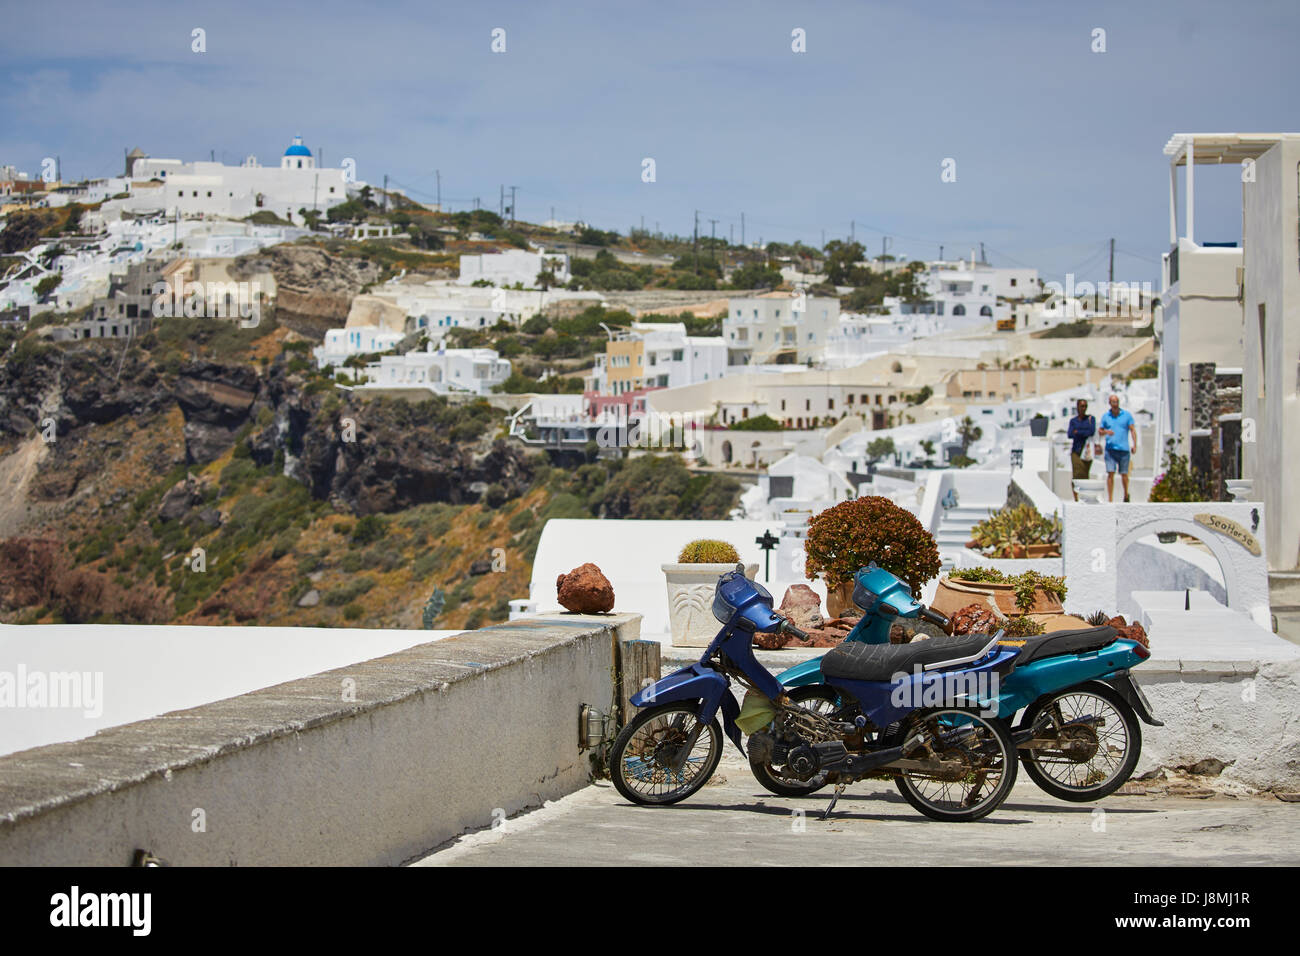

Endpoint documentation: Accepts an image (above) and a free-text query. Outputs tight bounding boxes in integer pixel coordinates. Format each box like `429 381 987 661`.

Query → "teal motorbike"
763 564 1161 802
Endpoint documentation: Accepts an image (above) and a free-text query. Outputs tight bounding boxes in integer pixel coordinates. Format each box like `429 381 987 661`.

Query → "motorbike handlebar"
780 620 809 641
919 606 950 630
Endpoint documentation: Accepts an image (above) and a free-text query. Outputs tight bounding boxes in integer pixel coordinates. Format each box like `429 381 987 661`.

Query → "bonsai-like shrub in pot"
804 496 941 617
967 502 1061 558
663 539 748 647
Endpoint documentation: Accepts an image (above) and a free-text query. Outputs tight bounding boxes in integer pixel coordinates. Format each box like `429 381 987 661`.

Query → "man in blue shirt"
1099 393 1137 502
1065 398 1096 500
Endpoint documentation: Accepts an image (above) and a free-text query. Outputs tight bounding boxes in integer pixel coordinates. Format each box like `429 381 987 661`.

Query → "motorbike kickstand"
821 782 848 821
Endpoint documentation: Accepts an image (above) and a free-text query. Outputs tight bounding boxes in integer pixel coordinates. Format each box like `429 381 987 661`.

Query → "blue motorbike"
770 564 1162 802
610 565 1023 821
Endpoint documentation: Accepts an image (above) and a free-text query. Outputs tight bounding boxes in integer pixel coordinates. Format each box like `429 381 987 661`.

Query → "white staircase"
935 503 997 571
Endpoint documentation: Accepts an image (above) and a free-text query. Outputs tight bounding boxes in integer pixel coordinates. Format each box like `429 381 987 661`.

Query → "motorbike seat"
821 633 999 684
1011 626 1118 666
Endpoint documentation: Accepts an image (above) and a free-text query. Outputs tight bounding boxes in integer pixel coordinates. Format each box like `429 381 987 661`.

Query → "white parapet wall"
0 614 641 866
1135 612 1300 789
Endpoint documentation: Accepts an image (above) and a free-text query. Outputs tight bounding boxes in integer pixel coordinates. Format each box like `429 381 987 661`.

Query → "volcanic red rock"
1106 615 1148 647
778 584 824 630
949 602 1001 636
555 563 615 613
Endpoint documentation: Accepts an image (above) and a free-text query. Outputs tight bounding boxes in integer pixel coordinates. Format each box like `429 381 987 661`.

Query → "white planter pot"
662 563 755 647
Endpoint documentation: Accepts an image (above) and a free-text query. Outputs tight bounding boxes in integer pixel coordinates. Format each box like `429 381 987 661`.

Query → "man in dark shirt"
1066 398 1096 500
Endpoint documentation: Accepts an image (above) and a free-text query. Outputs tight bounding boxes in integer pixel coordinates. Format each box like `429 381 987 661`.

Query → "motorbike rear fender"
1099 672 1163 726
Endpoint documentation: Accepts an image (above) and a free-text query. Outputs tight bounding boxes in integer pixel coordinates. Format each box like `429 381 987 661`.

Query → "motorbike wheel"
609 702 723 806
1018 683 1141 802
748 686 842 797
893 708 1017 822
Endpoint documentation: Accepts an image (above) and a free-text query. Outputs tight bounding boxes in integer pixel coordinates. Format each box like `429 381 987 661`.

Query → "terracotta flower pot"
1024 543 1059 558
825 580 856 619
932 576 1064 618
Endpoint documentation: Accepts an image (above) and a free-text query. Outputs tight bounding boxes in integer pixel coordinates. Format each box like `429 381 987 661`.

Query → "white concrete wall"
0 615 640 866
1242 139 1300 570
1136 650 1300 790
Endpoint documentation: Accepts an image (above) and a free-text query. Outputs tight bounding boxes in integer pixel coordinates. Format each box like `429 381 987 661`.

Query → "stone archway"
1062 502 1271 627
1114 517 1236 618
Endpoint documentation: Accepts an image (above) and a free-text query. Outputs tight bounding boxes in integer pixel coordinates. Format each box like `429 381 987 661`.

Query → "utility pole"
382 174 388 211
509 185 517 225
693 210 700 274
499 185 504 218
979 241 986 264
1108 237 1115 288
708 217 719 276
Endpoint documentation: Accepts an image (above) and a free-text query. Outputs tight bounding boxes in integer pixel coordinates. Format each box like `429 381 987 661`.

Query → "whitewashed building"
456 249 570 287
589 322 727 395
118 136 353 224
314 326 406 370
360 345 511 395
724 293 841 365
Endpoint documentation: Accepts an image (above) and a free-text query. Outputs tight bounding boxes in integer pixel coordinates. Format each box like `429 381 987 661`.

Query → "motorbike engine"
787 743 819 778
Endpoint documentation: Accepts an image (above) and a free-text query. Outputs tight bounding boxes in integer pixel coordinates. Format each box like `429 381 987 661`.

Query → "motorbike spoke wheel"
1019 684 1141 801
894 709 1016 822
609 703 723 806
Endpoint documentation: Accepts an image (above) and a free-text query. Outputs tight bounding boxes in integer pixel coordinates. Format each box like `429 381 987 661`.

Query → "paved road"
416 753 1298 867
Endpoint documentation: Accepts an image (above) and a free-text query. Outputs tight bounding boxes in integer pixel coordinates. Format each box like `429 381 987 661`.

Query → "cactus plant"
677 539 740 564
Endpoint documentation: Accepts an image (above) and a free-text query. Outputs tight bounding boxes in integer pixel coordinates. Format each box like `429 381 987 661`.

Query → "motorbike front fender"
630 663 745 754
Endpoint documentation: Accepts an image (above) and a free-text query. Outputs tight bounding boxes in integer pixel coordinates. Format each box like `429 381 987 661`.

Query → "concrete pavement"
416 752 1300 867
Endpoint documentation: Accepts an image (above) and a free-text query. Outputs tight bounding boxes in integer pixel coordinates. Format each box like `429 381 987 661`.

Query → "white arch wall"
1062 502 1271 628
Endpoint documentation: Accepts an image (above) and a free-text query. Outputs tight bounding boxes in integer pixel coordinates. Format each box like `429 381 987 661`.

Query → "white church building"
122 136 354 224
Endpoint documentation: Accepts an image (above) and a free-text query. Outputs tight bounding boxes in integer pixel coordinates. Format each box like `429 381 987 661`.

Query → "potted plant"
967 502 1061 558
663 539 747 647
934 566 1068 619
804 496 941 618
1029 413 1050 437
1149 440 1210 503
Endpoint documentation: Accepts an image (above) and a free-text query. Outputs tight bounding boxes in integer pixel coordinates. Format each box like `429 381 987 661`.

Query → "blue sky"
2 0 1296 283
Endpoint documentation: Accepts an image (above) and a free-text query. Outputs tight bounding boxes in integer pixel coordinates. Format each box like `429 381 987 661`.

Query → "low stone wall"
1136 658 1300 789
0 614 641 866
